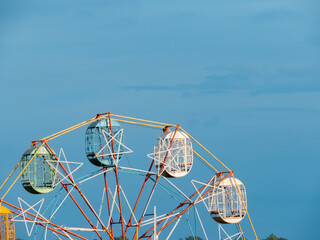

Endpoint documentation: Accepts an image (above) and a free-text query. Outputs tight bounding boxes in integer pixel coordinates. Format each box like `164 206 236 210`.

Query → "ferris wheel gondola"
85 119 124 167
153 130 193 178
20 145 58 194
209 177 247 224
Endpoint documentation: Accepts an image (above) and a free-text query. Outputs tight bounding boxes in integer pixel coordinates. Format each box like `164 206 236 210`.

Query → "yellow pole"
232 174 258 240
110 113 175 127
44 117 100 141
42 115 99 140
192 150 219 173
0 160 22 191
42 113 176 143
1 142 45 201
111 118 165 129
180 127 232 172
136 226 139 240
237 223 245 239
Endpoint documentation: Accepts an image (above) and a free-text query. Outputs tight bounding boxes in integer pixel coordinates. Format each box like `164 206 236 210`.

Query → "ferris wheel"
0 112 259 240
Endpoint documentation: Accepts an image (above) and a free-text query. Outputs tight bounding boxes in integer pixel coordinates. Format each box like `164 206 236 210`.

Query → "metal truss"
0 112 259 240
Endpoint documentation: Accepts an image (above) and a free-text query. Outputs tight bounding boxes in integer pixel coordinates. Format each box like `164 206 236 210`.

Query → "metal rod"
0 199 87 240
153 206 157 240
108 113 125 239
104 169 114 239
232 174 258 240
140 172 233 239
110 114 175 127
0 159 21 192
133 126 179 239
180 127 231 172
44 141 113 240
1 142 45 200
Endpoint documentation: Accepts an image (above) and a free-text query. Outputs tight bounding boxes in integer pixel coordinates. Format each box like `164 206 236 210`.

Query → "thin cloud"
121 66 320 95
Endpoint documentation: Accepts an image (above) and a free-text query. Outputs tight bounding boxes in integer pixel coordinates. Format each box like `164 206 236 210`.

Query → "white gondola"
153 131 193 178
208 177 247 224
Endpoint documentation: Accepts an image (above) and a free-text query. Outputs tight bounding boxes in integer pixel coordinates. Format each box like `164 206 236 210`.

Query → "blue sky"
0 0 319 239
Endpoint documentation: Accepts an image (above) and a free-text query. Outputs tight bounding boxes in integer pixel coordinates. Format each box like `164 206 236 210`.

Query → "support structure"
0 112 259 240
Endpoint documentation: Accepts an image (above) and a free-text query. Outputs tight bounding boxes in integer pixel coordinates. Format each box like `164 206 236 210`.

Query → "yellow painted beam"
192 149 219 173
1 142 45 200
110 113 175 127
232 174 259 240
180 127 231 172
111 118 165 129
0 160 21 192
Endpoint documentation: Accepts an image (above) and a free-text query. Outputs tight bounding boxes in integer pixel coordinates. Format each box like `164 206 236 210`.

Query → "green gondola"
20 145 59 194
85 119 123 167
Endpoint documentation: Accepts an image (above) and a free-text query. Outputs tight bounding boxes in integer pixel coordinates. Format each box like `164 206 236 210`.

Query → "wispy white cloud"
121 66 320 95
